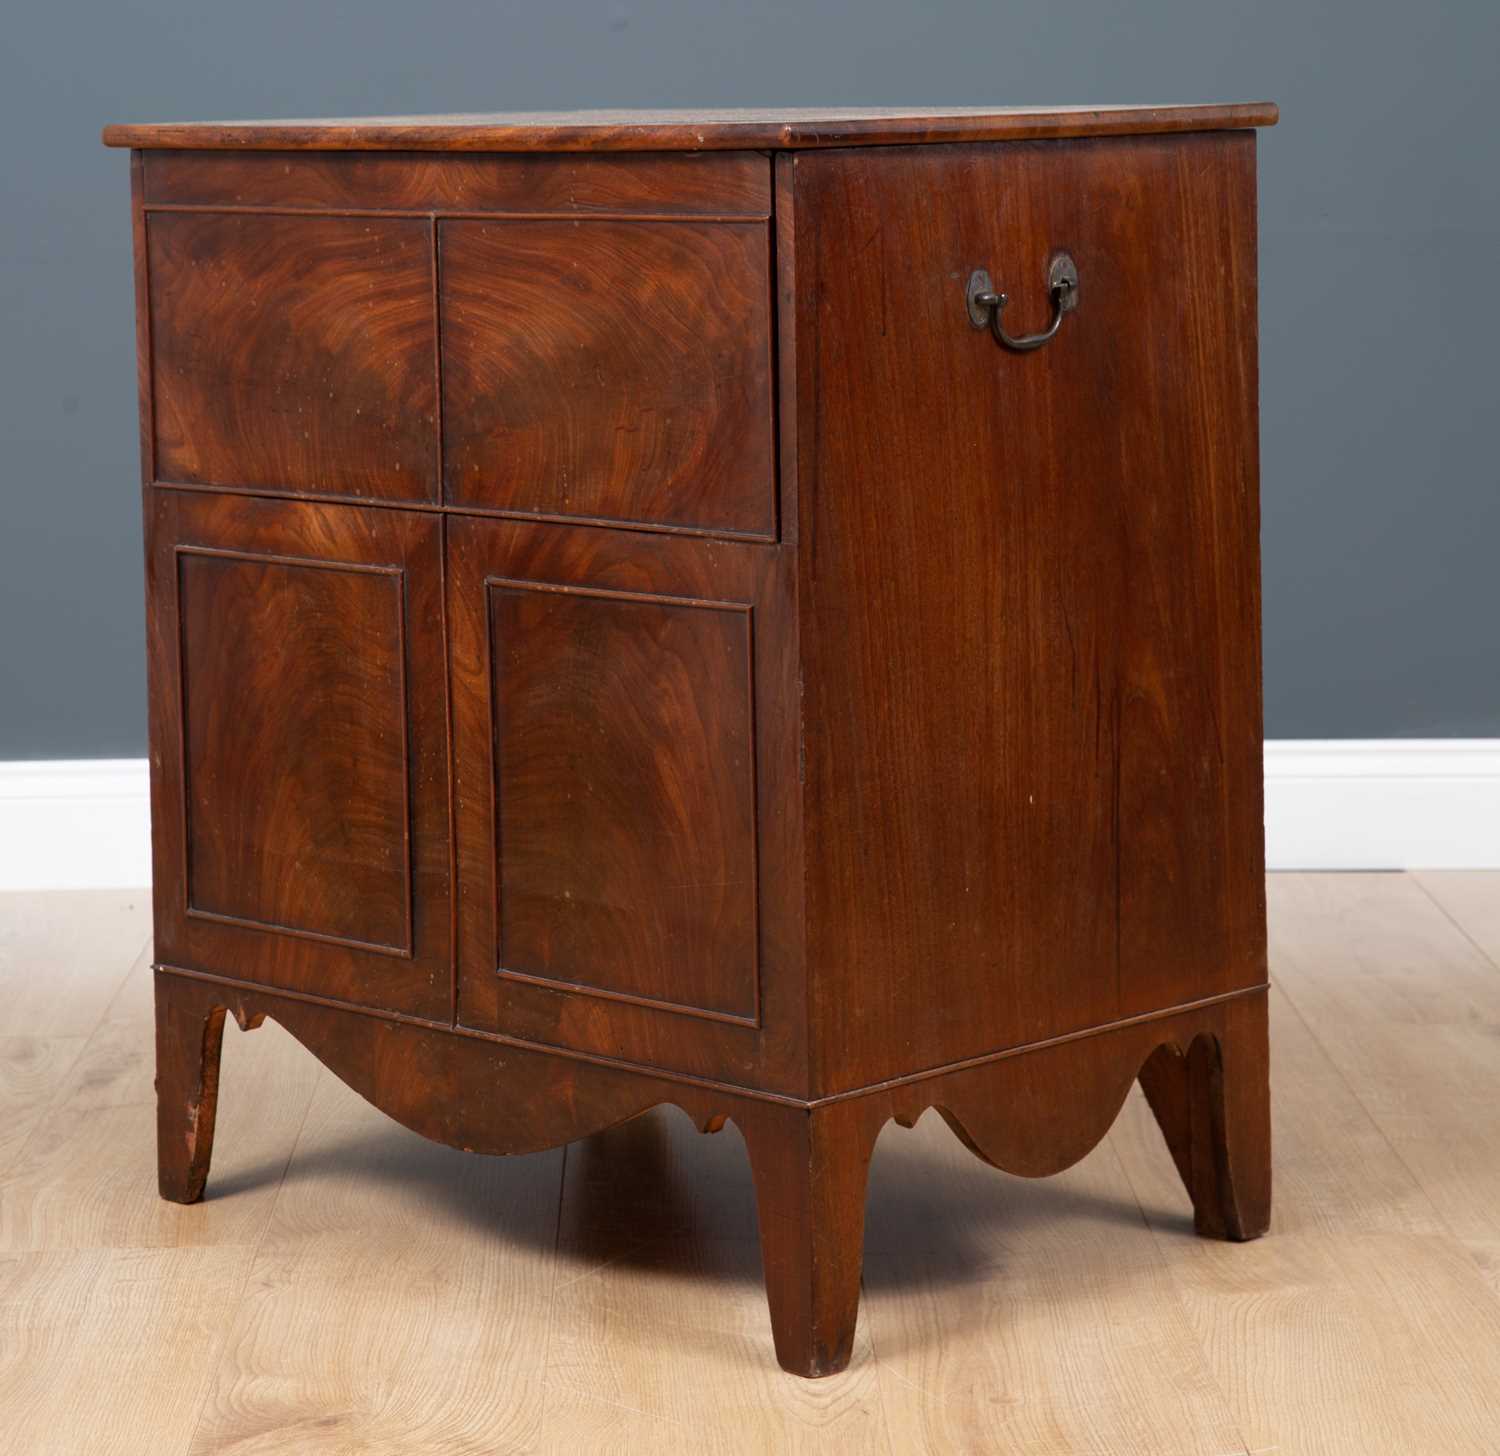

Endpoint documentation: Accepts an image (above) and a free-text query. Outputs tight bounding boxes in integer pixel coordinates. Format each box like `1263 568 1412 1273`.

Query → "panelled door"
446 516 803 1091
146 489 451 1020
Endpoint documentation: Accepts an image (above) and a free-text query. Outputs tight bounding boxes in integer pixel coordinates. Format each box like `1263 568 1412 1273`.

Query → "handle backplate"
966 252 1079 352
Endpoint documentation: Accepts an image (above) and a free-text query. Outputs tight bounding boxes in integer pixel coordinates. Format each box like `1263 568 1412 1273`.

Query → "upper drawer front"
141 151 774 531
148 212 437 501
439 218 775 536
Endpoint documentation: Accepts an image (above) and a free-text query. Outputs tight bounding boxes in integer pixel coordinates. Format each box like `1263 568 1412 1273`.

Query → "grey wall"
3 1 1497 757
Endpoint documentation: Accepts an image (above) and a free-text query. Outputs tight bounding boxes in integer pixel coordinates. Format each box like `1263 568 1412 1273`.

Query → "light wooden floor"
3 875 1500 1453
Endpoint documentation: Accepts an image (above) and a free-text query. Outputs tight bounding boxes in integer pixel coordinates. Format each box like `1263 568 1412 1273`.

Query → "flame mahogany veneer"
107 103 1276 1377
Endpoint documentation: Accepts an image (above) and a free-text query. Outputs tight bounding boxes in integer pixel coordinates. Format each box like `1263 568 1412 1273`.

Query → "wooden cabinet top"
102 102 1277 153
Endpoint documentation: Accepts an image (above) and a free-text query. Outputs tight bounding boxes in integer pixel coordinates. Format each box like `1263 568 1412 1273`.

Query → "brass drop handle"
966 253 1079 352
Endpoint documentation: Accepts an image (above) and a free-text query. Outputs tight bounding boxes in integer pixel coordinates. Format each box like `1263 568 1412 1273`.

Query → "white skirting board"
1262 739 1500 870
1 742 1499 890
0 759 153 892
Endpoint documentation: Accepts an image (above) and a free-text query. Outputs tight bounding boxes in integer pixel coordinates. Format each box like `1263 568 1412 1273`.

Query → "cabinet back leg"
740 1100 879 1378
154 975 228 1204
1138 993 1271 1241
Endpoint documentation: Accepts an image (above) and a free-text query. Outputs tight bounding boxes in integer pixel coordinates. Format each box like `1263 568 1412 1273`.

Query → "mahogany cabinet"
105 104 1277 1377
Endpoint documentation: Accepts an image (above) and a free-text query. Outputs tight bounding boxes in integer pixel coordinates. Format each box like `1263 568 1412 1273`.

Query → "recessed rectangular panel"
178 548 410 953
148 212 436 500
490 581 759 1022
148 493 450 1020
440 220 775 535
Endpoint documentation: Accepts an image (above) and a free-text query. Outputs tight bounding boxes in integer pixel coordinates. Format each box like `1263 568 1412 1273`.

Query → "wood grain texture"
440 219 775 535
183 1069 560 1455
1270 875 1500 1253
867 993 1267 1192
0 890 147 1178
740 1099 881 1377
154 992 228 1204
1135 996 1271 1241
447 515 805 1090
545 1108 889 1448
0 1246 257 1456
148 211 436 500
1107 875 1500 1456
153 968 745 1162
1415 870 1500 967
177 548 410 953
790 131 1267 1095
0 1037 87 1178
1 951 320 1255
143 147 771 214
864 1114 1250 1455
490 582 759 1023
0 887 148 1037
809 986 1271 1380
104 102 1278 152
146 490 451 1019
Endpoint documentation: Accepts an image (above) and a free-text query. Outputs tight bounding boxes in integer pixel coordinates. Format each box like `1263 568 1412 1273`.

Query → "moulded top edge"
102 102 1279 153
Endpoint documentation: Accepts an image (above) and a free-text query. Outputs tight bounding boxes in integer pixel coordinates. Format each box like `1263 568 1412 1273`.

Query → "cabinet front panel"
449 517 805 1091
147 491 450 1019
148 212 436 501
439 220 775 536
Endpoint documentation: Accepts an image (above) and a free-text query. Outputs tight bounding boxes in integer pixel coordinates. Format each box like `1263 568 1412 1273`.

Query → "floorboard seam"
1270 885 1500 1313
1105 1132 1260 1456
1269 974 1449 1234
0 933 150 1186
179 1051 323 1456
1409 874 1500 976
536 1141 567 1411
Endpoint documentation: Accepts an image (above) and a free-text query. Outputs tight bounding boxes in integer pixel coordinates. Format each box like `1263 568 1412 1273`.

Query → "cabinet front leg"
154 974 228 1204
740 1099 879 1378
1138 993 1272 1241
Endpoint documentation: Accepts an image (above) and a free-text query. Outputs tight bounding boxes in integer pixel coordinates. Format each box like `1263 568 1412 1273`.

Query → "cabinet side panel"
795 134 1267 1095
1113 135 1266 1021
